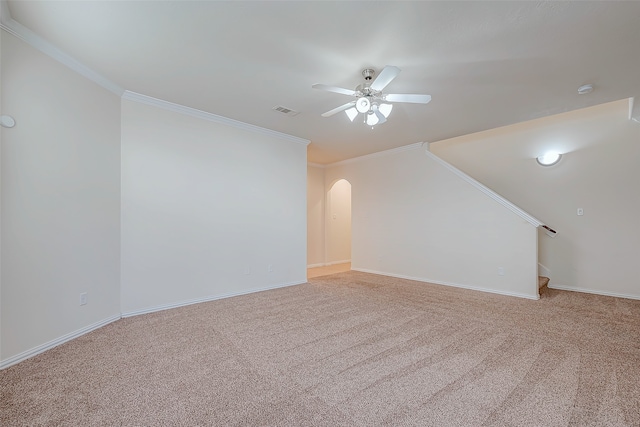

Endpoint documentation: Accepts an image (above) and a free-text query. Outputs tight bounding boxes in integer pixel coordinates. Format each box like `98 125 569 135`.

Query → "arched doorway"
325 179 351 268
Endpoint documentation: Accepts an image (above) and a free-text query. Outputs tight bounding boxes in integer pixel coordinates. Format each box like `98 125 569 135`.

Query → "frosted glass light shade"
345 107 358 122
378 103 393 118
366 112 379 126
355 97 371 113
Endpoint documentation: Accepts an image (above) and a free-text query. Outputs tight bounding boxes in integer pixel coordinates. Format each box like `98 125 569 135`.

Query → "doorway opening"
307 178 352 279
326 179 351 266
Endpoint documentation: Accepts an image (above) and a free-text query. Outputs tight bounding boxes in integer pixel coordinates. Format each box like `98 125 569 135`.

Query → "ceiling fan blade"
372 105 387 125
322 101 357 117
312 84 356 96
370 65 401 91
385 94 432 104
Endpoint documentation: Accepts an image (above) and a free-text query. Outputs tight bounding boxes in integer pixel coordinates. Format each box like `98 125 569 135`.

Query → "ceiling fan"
312 65 431 126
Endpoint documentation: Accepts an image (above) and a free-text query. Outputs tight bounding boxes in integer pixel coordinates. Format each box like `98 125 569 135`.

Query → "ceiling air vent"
273 106 299 117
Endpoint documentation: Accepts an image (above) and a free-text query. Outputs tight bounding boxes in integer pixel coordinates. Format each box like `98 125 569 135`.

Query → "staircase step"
538 276 550 297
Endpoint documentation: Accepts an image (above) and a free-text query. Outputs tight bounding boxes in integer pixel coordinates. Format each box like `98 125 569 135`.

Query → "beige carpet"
2 271 639 426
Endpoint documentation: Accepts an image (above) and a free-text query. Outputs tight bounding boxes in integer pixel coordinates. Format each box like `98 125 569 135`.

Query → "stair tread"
538 276 550 297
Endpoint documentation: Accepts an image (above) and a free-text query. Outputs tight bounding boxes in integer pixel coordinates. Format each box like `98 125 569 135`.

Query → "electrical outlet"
498 267 505 276
267 264 274 273
577 208 584 216
80 292 88 306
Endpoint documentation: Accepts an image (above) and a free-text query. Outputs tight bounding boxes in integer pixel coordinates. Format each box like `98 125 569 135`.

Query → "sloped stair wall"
325 143 544 299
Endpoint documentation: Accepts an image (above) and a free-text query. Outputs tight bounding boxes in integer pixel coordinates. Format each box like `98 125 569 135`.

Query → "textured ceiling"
6 1 640 164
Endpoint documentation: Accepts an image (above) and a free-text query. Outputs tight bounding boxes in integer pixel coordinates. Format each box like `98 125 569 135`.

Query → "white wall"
307 164 325 267
0 20 4 362
431 100 640 299
325 179 351 264
307 170 352 268
120 99 307 315
0 30 308 365
325 145 539 299
1 33 121 363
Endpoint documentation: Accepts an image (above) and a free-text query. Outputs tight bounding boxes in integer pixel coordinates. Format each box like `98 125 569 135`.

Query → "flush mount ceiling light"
536 152 562 166
312 66 431 127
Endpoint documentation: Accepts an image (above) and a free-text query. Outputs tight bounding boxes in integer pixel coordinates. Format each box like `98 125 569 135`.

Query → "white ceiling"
5 1 640 164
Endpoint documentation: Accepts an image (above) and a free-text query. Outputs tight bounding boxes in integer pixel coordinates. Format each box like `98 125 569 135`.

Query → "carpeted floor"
1 271 639 426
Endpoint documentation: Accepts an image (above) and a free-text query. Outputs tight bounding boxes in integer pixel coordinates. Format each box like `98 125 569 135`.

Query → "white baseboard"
352 268 540 300
326 259 351 266
2 280 308 370
307 259 351 268
307 263 326 268
548 284 640 301
0 314 121 370
121 280 307 318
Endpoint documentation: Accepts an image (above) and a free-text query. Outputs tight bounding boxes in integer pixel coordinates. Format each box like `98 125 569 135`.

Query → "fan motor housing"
362 68 375 80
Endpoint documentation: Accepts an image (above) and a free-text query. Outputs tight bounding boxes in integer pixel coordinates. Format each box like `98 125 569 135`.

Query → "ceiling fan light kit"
356 97 371 113
366 111 379 126
345 108 358 122
378 103 393 117
312 65 431 127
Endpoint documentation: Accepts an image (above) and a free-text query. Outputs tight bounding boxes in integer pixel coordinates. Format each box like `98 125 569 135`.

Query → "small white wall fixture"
0 114 15 128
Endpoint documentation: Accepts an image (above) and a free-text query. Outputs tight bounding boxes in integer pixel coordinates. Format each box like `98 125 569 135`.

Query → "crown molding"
122 91 309 146
0 2 311 147
326 142 423 168
0 2 124 96
307 162 326 169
